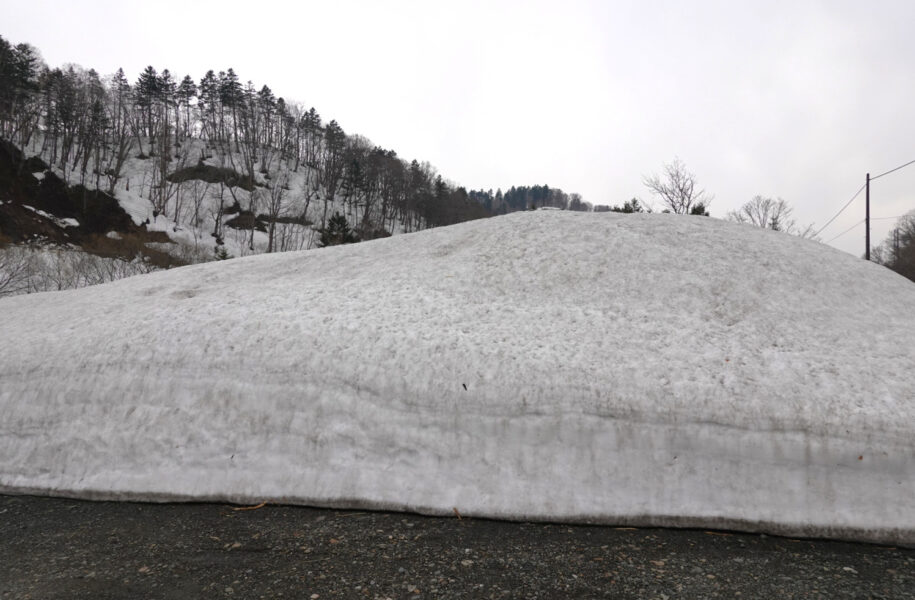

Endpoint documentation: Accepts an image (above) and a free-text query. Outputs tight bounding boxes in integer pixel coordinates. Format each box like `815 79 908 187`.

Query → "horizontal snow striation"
1 211 914 544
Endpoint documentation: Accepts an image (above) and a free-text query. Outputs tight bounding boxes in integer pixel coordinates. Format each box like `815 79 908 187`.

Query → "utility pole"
865 173 871 261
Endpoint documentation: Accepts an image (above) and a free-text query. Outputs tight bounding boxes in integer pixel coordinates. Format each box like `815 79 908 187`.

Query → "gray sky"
4 0 915 256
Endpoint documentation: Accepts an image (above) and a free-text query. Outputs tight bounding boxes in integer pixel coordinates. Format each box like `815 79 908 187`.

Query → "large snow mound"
1 211 914 544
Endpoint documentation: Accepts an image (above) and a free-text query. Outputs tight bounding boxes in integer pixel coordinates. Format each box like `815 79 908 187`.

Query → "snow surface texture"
1 211 914 545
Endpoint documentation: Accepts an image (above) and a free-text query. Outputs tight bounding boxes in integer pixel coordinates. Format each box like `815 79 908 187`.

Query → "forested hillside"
0 34 579 294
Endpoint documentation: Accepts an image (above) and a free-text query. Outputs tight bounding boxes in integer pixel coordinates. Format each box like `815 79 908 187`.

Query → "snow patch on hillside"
1 211 913 544
16 134 399 263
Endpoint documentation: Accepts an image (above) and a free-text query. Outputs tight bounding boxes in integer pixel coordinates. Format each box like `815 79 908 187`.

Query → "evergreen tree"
257 84 276 147
219 68 242 107
219 68 243 148
177 74 197 139
198 70 219 141
610 198 647 213
690 202 710 216
319 212 358 247
135 65 159 140
0 36 41 141
301 107 321 167
105 68 134 193
158 68 177 150
320 119 347 228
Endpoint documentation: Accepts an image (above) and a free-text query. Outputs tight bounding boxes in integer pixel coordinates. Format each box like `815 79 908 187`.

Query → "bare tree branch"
642 158 711 215
726 196 819 240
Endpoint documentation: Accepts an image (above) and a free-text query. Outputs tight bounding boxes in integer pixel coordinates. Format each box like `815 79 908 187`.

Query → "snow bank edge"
2 484 911 548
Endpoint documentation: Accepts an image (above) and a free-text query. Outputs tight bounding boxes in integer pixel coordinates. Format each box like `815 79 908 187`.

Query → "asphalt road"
1 494 912 599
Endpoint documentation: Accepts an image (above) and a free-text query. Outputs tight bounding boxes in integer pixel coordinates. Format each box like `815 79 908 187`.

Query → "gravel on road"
1 494 912 599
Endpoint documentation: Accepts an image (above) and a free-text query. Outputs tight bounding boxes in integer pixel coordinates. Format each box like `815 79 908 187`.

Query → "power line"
817 156 914 253
870 215 906 221
826 219 864 244
815 183 866 236
871 158 915 181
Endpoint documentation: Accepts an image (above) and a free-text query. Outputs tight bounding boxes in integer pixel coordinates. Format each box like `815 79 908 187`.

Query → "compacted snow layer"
1 211 914 544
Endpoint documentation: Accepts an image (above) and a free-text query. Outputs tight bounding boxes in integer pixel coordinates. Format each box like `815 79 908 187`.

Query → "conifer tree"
136 65 159 143
198 70 219 142
219 68 243 149
105 68 133 193
158 68 177 150
177 75 197 140
320 119 346 228
319 212 358 247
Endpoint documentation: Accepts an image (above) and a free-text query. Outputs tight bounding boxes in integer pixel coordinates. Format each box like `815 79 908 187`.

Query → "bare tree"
148 121 187 221
264 165 290 253
0 244 33 297
872 210 915 282
187 179 210 230
209 152 230 244
1 245 160 296
727 196 818 239
643 158 711 215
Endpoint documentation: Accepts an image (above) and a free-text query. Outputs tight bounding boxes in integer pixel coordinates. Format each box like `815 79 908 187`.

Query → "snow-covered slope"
1 211 914 544
13 134 412 264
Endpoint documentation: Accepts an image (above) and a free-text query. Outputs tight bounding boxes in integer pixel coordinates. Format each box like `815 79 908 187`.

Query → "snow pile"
1 211 914 544
21 204 79 228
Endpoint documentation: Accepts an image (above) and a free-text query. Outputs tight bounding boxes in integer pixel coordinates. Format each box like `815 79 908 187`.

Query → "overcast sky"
4 0 915 256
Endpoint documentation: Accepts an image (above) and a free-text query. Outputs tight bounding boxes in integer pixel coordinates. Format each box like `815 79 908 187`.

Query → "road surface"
1 495 912 599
